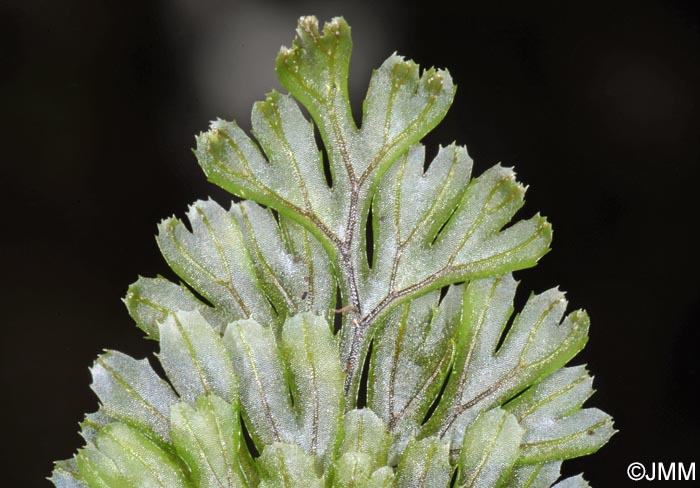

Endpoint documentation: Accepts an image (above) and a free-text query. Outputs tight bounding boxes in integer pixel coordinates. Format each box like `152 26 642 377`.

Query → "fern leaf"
368 285 461 454
156 199 277 326
423 274 589 449
505 462 563 488
77 423 189 488
257 443 324 487
395 437 452 487
170 394 245 487
222 317 297 447
51 15 614 488
195 17 551 398
158 310 238 403
125 275 227 339
89 351 178 444
457 407 524 488
49 459 89 488
551 475 591 488
505 366 615 463
281 313 344 461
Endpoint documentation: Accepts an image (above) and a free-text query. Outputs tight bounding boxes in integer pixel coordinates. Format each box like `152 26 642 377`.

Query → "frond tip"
51 15 613 487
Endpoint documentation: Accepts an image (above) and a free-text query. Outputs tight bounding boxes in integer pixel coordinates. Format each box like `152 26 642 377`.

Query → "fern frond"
51 15 614 488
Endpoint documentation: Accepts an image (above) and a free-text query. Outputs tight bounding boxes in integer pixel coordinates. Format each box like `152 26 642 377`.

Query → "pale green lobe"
195 117 338 258
251 91 337 226
275 17 355 208
362 143 471 313
124 275 227 339
370 144 472 278
339 409 392 471
358 55 456 179
235 438 260 488
551 475 590 488
369 286 460 455
90 351 178 444
222 318 297 447
504 462 563 488
281 313 344 460
367 467 395 487
505 367 616 464
258 442 324 488
360 153 549 319
275 211 336 316
396 437 453 488
170 394 245 488
233 201 335 321
158 310 237 404
333 452 374 487
427 164 551 290
78 423 188 488
457 408 524 488
79 410 111 444
156 199 275 326
273 15 456 245
50 459 90 488
433 165 526 260
76 444 127 488
424 274 589 449
506 367 594 419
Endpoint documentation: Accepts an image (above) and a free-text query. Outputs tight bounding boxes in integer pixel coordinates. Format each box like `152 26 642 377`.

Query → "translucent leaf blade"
281 312 344 460
396 437 453 488
223 318 297 447
156 199 275 325
348 160 550 404
50 459 89 488
196 119 339 252
551 475 590 488
275 17 355 200
90 351 178 444
505 366 594 419
77 423 188 488
369 287 461 451
365 144 472 304
124 275 227 339
505 366 615 463
251 91 336 224
79 410 111 444
258 442 324 488
457 408 524 488
234 201 335 320
170 394 245 488
367 467 395 487
76 445 126 488
358 55 456 178
503 461 562 488
158 310 238 403
433 165 526 260
518 408 615 464
333 452 374 488
375 144 472 253
278 214 336 316
338 409 392 471
369 162 551 298
424 274 589 448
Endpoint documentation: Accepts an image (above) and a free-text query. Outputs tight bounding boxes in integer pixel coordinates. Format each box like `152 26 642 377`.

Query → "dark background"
2 0 699 486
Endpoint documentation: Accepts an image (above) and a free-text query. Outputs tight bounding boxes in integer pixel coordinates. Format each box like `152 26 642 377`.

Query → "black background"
2 0 699 486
